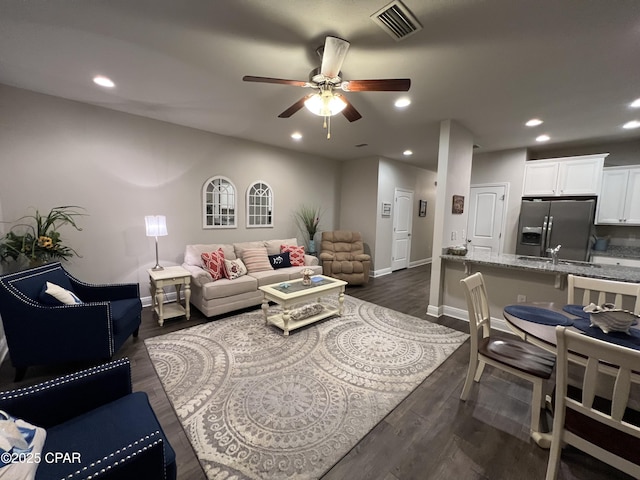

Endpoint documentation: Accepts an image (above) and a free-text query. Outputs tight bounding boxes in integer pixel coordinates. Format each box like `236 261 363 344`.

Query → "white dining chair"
460 272 556 447
546 326 640 479
567 274 640 314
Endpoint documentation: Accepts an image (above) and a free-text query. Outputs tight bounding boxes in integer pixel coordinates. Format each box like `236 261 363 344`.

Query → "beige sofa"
182 238 322 317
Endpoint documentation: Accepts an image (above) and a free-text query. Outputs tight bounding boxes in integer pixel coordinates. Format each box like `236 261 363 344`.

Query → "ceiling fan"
243 36 411 138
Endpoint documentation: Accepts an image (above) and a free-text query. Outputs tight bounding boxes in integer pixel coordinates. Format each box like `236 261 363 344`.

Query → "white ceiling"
2 0 640 170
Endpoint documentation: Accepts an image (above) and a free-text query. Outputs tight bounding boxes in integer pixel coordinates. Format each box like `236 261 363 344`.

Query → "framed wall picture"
452 195 464 214
381 202 391 217
418 200 427 217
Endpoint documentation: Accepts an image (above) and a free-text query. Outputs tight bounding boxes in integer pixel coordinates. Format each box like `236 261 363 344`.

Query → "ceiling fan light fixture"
304 91 347 117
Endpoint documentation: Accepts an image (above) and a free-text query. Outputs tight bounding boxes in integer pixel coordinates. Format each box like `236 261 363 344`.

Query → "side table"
148 266 191 327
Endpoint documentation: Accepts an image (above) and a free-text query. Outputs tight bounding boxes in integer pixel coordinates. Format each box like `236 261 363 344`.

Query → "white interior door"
467 184 506 254
392 188 413 271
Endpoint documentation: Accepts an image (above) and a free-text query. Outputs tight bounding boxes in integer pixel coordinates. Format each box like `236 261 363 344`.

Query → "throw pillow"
0 410 47 480
281 245 305 266
201 248 226 280
242 247 273 273
41 282 83 305
224 258 247 280
268 251 291 270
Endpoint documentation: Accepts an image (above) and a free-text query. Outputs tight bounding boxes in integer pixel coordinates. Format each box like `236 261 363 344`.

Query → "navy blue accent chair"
0 262 142 381
0 358 177 480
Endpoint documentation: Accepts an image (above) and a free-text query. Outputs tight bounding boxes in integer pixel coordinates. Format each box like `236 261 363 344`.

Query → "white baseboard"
142 291 180 308
372 268 392 278
439 304 512 334
409 257 432 268
373 257 431 278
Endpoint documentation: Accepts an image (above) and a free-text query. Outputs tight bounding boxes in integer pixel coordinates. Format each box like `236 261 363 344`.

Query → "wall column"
427 120 474 317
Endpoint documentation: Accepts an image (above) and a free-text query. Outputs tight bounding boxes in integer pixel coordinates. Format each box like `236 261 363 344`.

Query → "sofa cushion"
41 392 175 479
224 258 247 280
281 245 305 266
248 270 291 287
201 275 257 300
268 252 291 269
233 241 265 261
184 244 235 266
201 248 226 280
287 265 323 279
264 238 297 255
242 247 273 273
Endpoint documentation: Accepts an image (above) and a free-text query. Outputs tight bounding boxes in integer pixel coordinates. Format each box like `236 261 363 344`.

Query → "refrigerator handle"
545 216 554 252
540 216 548 256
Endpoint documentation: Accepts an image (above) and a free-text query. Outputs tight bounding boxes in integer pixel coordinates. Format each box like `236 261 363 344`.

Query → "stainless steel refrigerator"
515 198 595 261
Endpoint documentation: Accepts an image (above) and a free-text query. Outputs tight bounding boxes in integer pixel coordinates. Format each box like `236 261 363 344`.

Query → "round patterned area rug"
145 295 468 480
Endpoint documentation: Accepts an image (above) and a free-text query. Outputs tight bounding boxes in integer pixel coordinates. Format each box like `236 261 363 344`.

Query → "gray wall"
339 156 437 275
376 158 437 271
0 85 341 296
470 148 527 254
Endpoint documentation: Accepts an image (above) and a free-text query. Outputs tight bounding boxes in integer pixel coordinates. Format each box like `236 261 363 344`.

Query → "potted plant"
294 205 321 253
0 206 85 268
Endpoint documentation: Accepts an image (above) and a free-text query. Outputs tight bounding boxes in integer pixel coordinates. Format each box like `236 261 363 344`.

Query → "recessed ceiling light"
403 149 413 156
536 134 550 142
394 97 411 108
93 75 115 88
291 132 303 140
630 98 640 108
525 118 543 127
623 120 640 129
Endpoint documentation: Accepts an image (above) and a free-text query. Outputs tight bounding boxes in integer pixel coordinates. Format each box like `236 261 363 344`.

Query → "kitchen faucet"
546 244 561 265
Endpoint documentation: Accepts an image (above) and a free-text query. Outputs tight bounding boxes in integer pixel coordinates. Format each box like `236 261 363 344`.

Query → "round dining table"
503 301 640 448
503 302 640 356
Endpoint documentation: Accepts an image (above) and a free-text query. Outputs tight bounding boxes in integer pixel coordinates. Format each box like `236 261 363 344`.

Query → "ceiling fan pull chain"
327 115 331 139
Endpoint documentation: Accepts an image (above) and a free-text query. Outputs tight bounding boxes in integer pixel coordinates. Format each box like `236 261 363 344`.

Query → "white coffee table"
259 275 347 335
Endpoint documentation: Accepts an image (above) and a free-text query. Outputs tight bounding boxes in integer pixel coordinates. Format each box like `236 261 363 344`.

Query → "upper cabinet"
595 166 640 225
522 153 608 197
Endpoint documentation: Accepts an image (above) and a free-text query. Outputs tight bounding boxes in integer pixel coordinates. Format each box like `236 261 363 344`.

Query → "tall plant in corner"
0 205 85 266
294 204 321 252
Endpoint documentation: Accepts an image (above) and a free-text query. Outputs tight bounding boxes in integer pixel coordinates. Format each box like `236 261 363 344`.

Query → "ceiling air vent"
371 1 422 41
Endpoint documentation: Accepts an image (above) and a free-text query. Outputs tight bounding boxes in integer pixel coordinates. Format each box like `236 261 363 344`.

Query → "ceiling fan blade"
341 97 362 122
320 36 350 78
341 79 411 92
277 95 314 118
243 75 309 87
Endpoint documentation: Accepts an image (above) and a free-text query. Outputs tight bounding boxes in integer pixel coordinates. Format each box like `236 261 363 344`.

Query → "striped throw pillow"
242 247 273 273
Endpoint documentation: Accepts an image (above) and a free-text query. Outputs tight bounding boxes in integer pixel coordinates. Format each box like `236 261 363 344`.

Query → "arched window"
246 181 273 228
203 176 237 228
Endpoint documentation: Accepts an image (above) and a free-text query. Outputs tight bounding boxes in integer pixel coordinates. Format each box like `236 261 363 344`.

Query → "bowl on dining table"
589 309 638 334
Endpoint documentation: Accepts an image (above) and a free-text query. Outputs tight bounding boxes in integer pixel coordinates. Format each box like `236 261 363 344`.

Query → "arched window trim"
246 180 274 228
202 175 237 229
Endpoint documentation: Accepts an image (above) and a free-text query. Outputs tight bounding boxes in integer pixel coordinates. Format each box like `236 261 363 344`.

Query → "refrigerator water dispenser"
521 226 542 245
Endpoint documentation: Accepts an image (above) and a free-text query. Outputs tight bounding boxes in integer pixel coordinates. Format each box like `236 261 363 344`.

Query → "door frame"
468 182 509 255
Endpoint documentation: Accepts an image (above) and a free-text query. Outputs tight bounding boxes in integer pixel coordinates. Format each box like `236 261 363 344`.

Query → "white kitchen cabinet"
522 153 607 197
591 255 640 268
595 166 640 225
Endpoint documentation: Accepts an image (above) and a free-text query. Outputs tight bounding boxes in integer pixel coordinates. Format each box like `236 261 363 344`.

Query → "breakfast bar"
440 251 640 331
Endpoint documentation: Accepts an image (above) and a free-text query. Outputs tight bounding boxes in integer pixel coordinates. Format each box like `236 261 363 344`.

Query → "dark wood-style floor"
0 265 632 479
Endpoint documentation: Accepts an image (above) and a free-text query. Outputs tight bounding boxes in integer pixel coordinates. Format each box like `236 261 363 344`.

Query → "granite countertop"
590 245 640 259
441 251 640 283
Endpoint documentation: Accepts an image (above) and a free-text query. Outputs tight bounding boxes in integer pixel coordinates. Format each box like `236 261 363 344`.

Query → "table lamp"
145 215 168 271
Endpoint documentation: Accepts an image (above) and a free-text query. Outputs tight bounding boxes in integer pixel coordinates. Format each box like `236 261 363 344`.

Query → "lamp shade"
304 91 347 117
145 215 168 237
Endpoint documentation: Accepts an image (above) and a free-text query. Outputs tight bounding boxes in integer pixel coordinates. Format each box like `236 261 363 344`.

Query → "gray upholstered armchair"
319 231 371 285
